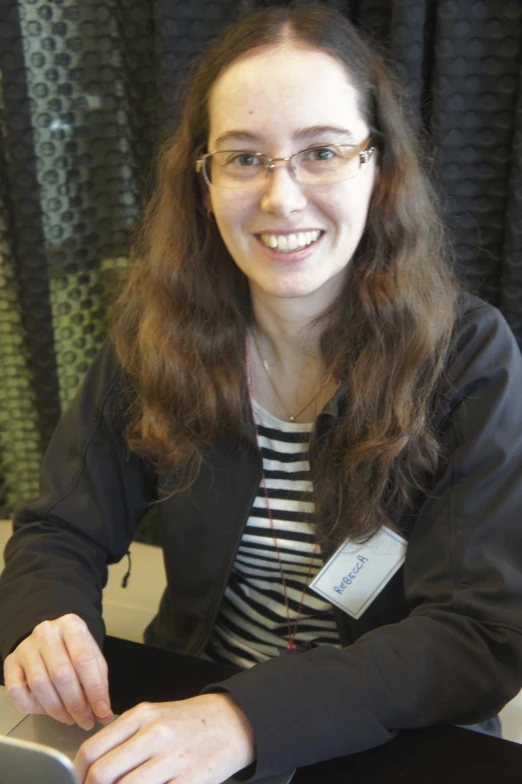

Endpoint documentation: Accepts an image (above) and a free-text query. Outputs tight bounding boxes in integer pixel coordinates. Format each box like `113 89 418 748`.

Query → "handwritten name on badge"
333 555 369 594
309 528 407 619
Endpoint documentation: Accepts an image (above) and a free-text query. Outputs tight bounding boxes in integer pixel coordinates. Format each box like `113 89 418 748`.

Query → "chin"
266 282 324 300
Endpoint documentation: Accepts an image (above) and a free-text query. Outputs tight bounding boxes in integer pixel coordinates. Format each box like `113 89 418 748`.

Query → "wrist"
217 692 257 767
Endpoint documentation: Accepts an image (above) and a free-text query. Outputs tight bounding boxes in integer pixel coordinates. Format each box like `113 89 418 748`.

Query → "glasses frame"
195 136 375 188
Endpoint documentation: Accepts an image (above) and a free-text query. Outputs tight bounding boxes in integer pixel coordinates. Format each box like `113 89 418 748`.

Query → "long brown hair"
110 5 459 546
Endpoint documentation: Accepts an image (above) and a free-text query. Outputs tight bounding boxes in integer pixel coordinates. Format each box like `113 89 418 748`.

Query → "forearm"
0 523 108 659
213 613 522 778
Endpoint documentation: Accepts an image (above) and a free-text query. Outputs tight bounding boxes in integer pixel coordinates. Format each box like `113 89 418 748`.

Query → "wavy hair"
110 5 459 546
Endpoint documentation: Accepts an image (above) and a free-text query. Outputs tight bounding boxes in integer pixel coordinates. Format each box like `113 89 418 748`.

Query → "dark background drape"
0 0 521 537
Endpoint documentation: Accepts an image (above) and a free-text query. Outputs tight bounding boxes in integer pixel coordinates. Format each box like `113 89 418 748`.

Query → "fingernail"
95 700 109 717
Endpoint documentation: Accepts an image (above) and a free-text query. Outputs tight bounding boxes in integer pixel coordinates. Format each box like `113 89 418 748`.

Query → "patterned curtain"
0 0 521 539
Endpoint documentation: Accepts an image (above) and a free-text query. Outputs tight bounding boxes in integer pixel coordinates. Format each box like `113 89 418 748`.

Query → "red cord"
260 471 319 652
247 334 320 654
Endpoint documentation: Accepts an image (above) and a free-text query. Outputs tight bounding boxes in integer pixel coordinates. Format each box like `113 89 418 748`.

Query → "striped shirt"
207 400 340 669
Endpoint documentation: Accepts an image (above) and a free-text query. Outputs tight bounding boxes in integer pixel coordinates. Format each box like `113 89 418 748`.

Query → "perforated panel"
0 132 42 509
502 59 522 345
431 1 522 305
0 0 159 516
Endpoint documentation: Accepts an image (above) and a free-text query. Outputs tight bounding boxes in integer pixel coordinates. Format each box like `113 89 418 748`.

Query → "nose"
259 162 308 217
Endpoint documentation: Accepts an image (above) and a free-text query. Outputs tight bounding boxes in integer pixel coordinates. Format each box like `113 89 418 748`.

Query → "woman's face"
206 43 377 306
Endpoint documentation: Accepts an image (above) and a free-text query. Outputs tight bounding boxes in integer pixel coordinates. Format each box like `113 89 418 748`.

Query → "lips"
253 230 324 262
255 230 324 253
258 230 322 252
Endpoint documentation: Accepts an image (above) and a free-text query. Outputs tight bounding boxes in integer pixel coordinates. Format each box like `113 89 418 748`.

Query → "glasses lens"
207 151 265 188
293 145 360 184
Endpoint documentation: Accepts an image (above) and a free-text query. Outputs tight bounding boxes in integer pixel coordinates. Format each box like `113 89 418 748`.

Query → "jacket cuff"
202 650 394 779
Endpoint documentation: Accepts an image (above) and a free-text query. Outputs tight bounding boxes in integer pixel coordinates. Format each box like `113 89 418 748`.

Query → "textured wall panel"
501 53 522 346
15 0 148 409
0 0 61 449
431 0 522 305
159 0 252 129
0 131 42 510
0 0 162 516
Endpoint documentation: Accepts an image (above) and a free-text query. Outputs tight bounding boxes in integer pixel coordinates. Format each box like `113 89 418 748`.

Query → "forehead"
208 43 367 146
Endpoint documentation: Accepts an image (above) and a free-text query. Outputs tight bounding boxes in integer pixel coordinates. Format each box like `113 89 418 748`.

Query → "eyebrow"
213 125 356 147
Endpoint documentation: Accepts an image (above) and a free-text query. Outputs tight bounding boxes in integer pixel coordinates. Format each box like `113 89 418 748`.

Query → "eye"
225 152 263 167
302 146 339 162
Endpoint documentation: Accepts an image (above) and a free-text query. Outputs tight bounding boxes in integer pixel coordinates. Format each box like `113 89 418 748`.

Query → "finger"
112 753 182 784
75 711 143 782
19 650 76 726
40 639 97 730
29 619 96 729
62 619 113 722
4 656 47 715
81 735 153 784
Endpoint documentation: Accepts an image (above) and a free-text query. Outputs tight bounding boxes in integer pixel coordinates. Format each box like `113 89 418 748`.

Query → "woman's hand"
74 693 257 784
3 613 113 730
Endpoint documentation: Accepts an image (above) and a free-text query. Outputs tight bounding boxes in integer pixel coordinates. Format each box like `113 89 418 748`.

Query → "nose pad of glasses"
264 158 299 182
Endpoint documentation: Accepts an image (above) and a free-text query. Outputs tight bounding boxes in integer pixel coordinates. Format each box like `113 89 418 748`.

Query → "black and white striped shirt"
207 400 340 668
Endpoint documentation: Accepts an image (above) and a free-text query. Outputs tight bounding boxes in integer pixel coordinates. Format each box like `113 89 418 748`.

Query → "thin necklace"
251 325 333 422
246 335 320 654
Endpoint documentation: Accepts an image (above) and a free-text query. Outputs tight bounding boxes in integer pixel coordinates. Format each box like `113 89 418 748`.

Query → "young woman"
1 6 522 784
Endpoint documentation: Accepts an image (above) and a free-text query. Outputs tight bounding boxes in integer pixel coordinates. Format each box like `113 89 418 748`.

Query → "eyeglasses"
195 136 375 189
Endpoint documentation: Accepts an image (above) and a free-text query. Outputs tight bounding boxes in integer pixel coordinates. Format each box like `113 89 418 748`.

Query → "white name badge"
309 527 407 619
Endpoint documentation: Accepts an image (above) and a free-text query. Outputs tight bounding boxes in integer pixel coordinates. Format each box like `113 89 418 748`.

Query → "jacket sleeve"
0 341 156 661
215 300 522 778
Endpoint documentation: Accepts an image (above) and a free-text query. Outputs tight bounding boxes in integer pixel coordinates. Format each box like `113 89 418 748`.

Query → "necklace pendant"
289 415 295 422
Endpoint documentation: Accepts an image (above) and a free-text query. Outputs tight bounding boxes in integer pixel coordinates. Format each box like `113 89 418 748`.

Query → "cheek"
320 192 357 233
210 193 248 231
211 201 252 264
337 178 375 229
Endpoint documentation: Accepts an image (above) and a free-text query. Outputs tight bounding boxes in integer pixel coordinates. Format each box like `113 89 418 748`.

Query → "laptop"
0 733 80 784
0 686 294 784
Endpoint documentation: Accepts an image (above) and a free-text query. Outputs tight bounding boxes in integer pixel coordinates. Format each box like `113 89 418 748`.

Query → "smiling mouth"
257 230 323 252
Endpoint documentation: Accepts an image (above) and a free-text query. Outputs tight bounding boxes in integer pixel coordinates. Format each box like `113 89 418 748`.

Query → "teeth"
259 230 321 252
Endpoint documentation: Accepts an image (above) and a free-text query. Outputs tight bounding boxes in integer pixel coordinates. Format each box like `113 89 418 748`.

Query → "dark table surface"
103 635 521 783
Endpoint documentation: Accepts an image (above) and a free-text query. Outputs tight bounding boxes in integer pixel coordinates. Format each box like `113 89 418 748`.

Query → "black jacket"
1 294 522 778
